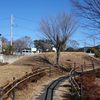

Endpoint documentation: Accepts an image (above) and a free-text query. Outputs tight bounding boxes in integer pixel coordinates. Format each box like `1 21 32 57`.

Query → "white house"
52 47 56 52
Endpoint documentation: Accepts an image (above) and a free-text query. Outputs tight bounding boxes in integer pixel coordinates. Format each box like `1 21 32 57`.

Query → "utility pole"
93 38 95 47
11 14 12 47
85 40 86 47
84 40 86 52
11 14 15 54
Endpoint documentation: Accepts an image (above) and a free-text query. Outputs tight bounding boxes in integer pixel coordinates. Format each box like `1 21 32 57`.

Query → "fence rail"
0 64 65 100
69 62 95 100
0 61 95 100
69 67 83 100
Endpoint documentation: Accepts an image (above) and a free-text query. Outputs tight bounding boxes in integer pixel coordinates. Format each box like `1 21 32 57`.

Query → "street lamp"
93 38 95 47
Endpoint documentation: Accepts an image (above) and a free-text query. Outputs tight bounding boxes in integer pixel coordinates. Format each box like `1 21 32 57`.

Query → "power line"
15 16 38 23
0 26 10 29
0 17 10 21
16 25 36 31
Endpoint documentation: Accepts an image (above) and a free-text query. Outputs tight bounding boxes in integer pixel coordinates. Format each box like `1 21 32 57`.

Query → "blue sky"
0 0 99 48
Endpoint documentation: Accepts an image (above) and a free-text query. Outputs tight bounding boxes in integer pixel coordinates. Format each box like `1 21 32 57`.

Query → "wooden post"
36 69 39 82
26 72 28 78
49 66 52 77
62 64 64 74
92 62 94 70
71 77 73 94
80 83 83 100
0 89 3 96
81 65 83 73
84 62 85 69
13 77 15 100
74 62 76 78
0 89 3 100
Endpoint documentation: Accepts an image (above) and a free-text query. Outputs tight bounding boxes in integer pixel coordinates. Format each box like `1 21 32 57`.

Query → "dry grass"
0 65 32 87
1 52 100 87
11 52 100 68
0 52 100 99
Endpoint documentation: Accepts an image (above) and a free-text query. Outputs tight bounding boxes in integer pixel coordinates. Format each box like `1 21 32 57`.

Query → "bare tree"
0 37 8 46
70 0 100 37
14 39 27 52
21 36 33 48
68 40 80 49
38 11 78 65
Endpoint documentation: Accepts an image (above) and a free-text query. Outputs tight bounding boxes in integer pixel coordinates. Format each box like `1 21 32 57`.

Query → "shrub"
17 80 29 90
86 48 100 57
75 70 100 100
5 53 13 55
0 62 9 66
96 70 100 78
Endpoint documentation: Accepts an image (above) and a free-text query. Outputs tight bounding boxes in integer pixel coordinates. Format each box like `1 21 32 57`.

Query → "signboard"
31 48 37 51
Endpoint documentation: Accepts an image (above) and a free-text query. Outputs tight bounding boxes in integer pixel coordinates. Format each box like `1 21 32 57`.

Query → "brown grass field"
1 52 100 87
0 52 100 100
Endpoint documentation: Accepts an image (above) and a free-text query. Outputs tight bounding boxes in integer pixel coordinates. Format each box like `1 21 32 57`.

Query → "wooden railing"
69 62 95 100
69 67 83 100
0 61 95 100
0 65 65 100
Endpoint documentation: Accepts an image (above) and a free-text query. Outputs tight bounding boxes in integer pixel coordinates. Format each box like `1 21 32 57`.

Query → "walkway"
35 67 100 100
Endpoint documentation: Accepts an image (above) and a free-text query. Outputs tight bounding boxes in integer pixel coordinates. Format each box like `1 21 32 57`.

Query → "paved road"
35 67 100 100
35 75 70 100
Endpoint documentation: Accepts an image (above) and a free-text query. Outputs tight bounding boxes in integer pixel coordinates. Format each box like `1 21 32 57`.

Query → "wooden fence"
0 61 95 100
0 65 65 100
69 62 95 100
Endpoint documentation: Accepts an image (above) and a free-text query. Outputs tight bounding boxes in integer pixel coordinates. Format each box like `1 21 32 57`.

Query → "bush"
5 53 13 55
0 62 9 66
86 48 100 57
75 71 100 100
96 70 100 78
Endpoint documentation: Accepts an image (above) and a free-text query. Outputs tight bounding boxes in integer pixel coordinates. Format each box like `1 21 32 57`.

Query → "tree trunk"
57 48 60 65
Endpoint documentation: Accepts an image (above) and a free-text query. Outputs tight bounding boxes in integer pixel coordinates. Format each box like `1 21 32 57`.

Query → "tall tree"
38 11 78 65
14 36 33 52
34 39 48 51
0 37 8 46
68 40 80 49
21 36 33 48
14 39 27 52
70 0 100 37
